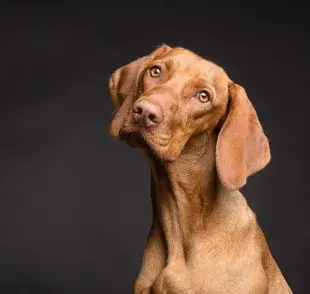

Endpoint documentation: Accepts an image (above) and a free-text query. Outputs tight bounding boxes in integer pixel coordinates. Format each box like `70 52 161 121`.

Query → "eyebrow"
181 78 208 97
165 59 176 71
188 77 208 89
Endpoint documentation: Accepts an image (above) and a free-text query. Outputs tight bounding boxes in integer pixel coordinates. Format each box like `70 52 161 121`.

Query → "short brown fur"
109 45 292 293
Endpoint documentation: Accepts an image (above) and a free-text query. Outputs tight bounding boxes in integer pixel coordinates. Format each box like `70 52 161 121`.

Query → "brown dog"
109 45 292 293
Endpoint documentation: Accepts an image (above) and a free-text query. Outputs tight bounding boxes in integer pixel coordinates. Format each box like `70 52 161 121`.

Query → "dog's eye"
197 90 210 103
149 66 161 78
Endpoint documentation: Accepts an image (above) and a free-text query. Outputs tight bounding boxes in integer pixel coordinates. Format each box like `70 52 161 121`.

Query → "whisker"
115 90 137 95
196 132 207 161
109 108 120 116
206 130 212 157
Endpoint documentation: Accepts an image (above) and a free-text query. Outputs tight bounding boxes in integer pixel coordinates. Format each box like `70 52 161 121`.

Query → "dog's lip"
119 129 177 162
119 131 150 149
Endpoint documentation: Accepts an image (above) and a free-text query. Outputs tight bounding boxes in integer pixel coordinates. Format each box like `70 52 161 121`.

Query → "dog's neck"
147 132 219 262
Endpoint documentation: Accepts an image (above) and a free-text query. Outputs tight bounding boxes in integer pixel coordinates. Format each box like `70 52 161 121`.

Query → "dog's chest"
151 268 267 294
150 252 268 294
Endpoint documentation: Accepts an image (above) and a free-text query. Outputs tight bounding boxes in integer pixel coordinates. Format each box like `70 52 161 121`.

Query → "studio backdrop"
0 2 309 293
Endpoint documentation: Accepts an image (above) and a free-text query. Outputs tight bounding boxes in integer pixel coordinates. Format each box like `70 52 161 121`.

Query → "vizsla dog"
109 45 292 293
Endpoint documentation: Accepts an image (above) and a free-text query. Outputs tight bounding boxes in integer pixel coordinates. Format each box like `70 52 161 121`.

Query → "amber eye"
197 90 210 103
149 66 161 78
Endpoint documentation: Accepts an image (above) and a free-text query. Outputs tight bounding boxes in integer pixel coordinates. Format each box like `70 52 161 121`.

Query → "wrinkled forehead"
152 48 225 85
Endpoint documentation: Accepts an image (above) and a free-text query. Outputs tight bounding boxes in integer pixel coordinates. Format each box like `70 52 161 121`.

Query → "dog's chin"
119 131 177 163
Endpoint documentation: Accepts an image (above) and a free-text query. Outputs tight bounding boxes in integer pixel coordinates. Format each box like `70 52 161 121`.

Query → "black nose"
133 100 163 127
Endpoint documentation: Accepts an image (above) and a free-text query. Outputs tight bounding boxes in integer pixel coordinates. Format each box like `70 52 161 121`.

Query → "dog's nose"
133 100 163 127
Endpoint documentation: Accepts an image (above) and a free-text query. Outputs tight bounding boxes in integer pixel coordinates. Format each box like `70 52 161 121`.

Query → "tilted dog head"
109 45 270 190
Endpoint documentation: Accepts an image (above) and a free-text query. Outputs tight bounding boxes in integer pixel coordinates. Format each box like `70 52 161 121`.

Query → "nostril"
133 105 143 114
148 113 157 122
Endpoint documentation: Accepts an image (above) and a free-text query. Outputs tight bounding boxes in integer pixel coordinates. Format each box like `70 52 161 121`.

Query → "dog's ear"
216 83 271 190
109 45 172 137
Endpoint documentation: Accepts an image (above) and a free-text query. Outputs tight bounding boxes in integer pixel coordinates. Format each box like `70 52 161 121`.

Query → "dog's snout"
133 100 163 127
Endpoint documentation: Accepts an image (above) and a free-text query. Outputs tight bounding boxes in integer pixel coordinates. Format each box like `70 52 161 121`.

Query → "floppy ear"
109 45 172 137
216 83 271 191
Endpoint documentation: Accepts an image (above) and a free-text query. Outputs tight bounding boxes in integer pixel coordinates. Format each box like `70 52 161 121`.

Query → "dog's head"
109 45 270 190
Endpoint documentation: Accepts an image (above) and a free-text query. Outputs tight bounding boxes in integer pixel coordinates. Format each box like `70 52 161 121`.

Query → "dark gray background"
0 1 309 293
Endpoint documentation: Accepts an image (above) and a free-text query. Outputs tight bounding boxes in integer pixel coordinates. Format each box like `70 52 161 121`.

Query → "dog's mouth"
119 129 177 163
119 131 150 150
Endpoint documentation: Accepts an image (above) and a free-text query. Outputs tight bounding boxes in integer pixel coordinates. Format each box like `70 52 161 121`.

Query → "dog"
108 45 292 293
